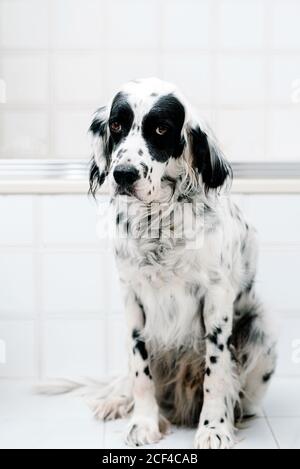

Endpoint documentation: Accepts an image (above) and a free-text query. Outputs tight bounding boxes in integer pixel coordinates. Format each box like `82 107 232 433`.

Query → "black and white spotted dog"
48 77 276 450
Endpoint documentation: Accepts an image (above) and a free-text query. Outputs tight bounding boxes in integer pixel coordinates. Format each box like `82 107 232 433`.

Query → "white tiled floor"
0 378 299 449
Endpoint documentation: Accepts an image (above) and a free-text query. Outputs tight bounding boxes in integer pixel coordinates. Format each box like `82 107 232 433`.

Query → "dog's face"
89 78 231 202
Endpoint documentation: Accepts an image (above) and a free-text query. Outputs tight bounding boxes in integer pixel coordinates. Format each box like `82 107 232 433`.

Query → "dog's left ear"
88 106 111 197
186 123 232 192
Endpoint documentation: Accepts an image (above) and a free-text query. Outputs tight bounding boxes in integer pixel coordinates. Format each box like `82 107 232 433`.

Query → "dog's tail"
35 375 131 400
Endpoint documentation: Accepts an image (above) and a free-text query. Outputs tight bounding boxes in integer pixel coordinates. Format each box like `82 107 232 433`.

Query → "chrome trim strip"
0 160 300 180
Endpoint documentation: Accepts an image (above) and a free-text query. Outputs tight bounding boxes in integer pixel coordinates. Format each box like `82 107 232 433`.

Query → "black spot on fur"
220 418 224 423
205 368 211 377
204 420 209 426
135 295 146 324
232 312 259 347
218 344 224 352
245 278 255 294
134 335 148 361
144 366 152 379
138 149 143 156
235 292 243 303
210 356 218 364
141 162 149 178
135 371 139 377
208 331 218 346
142 94 185 162
263 371 274 383
242 354 248 366
116 213 123 225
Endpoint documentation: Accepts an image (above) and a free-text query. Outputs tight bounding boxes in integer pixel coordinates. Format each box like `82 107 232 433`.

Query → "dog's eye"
156 126 168 136
110 122 122 133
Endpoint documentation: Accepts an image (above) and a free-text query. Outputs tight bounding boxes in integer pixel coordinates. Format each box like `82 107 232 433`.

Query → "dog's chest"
116 236 208 349
138 279 205 349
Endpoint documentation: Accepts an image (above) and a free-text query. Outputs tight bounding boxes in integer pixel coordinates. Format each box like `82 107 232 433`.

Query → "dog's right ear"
89 106 111 197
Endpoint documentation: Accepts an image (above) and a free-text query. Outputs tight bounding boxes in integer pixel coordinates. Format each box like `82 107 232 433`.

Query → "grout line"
1 47 300 56
263 409 281 449
33 196 44 380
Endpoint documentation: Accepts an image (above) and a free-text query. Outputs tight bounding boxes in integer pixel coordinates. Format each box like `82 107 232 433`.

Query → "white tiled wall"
0 193 299 380
0 0 299 162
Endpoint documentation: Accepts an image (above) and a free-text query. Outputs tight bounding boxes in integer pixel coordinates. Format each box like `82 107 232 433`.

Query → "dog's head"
89 78 232 202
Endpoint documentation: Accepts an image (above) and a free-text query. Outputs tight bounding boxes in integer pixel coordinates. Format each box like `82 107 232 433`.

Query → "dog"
44 78 277 449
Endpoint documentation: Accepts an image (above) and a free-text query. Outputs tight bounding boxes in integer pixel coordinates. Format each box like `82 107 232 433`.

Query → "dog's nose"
113 164 140 187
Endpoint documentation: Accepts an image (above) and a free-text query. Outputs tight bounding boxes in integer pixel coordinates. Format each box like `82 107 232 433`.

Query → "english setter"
90 78 277 449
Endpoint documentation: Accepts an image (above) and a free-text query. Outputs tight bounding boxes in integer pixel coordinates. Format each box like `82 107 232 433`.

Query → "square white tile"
264 377 300 417
0 55 48 104
0 111 48 157
53 53 104 104
216 56 265 106
53 110 91 158
218 0 265 49
271 0 300 49
43 319 106 378
52 0 103 49
269 55 300 105
162 53 212 106
267 109 300 162
0 196 34 245
42 252 108 315
235 418 277 449
268 418 300 449
106 53 159 98
0 321 36 378
257 249 300 312
0 382 104 448
0 0 49 49
243 195 300 245
216 109 265 162
107 0 159 50
41 195 101 245
107 314 128 376
276 316 300 377
162 0 212 50
0 416 104 449
0 252 35 317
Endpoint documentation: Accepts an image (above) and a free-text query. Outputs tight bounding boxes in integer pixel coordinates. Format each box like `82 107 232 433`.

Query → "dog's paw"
125 416 163 447
194 426 235 450
88 396 133 421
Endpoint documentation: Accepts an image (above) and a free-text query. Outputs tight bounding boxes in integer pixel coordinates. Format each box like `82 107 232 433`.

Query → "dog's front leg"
124 290 167 447
195 286 237 449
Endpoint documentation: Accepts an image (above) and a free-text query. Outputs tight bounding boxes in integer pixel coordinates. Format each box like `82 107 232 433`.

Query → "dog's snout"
113 164 140 187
